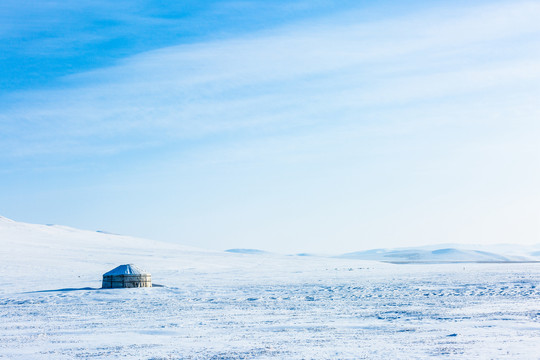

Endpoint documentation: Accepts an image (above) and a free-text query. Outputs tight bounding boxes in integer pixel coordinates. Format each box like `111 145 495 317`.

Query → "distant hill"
225 248 270 255
339 246 538 263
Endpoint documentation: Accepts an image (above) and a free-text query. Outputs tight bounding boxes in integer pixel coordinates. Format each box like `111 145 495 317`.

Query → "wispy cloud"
1 0 539 165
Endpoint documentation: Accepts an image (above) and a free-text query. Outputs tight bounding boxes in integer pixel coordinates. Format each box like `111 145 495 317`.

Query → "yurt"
102 264 151 288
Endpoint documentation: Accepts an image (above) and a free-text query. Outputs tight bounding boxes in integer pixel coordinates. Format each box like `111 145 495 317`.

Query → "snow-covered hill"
0 215 292 294
225 248 271 254
340 245 540 263
0 215 349 293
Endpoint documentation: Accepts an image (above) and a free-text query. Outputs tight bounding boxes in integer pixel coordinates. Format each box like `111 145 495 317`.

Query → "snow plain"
1 216 539 359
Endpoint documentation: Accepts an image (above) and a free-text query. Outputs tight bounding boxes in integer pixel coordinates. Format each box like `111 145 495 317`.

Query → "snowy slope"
1 215 300 294
0 215 353 293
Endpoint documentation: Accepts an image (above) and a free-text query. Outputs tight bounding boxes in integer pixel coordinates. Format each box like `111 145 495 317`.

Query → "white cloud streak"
1 0 539 163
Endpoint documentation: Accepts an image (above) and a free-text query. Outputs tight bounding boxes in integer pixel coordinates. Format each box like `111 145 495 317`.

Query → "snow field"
1 262 539 359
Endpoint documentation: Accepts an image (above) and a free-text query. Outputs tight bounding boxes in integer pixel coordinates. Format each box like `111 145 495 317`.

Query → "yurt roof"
103 264 148 276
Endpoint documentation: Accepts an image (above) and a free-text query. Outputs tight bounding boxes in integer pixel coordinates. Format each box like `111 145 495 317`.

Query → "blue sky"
1 0 539 253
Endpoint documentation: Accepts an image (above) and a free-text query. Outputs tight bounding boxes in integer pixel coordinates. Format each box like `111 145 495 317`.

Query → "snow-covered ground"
1 216 539 359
